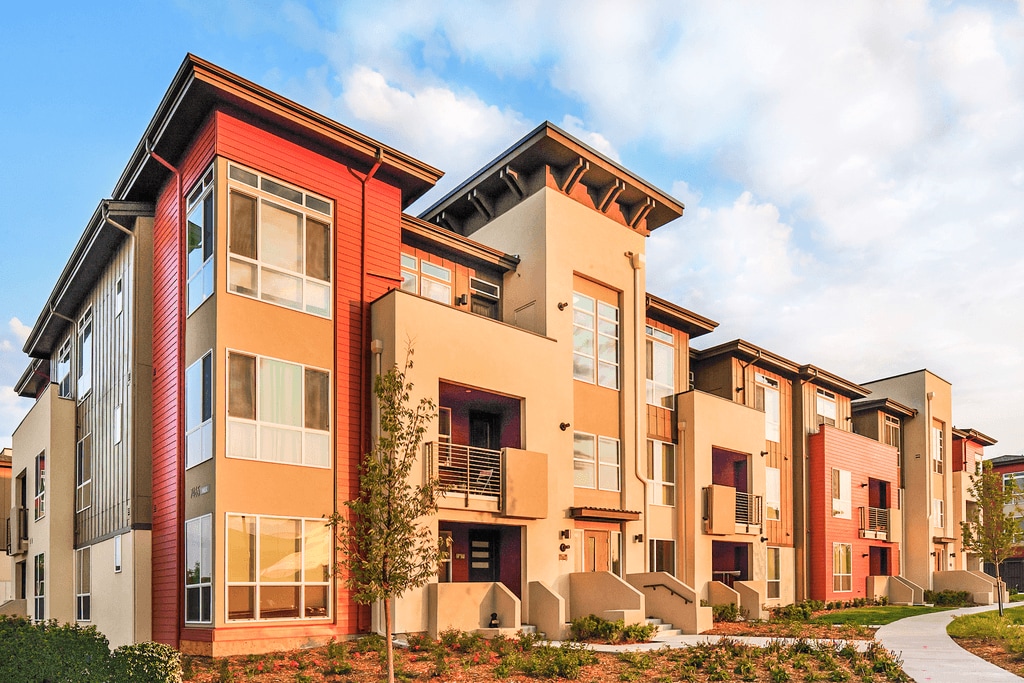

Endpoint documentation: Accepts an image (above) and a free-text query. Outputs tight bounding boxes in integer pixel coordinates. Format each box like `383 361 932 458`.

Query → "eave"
851 397 917 419
692 339 802 378
798 364 870 399
15 358 50 399
401 215 520 273
645 294 718 339
569 507 642 522
952 427 998 447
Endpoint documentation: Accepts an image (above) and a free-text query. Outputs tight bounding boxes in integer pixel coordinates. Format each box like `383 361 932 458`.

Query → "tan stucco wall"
86 532 151 647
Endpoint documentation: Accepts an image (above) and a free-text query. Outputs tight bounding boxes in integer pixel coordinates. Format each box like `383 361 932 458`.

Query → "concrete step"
519 624 538 635
646 618 682 638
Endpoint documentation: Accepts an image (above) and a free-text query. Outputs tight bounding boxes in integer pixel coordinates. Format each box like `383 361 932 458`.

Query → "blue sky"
1 1 1022 453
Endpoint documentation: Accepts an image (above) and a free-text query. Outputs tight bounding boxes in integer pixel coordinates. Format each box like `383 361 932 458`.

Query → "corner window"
227 352 331 468
226 514 331 621
932 425 944 474
186 166 215 315
831 468 851 519
766 467 781 521
185 352 213 469
77 311 93 398
816 388 836 428
646 326 675 409
33 553 44 621
33 452 45 521
400 254 452 305
76 436 92 512
648 440 676 505
572 292 619 389
56 339 72 399
573 432 619 491
649 539 675 574
227 163 333 318
185 515 212 624
767 547 781 599
76 547 91 622
883 415 901 468
755 374 781 442
832 543 852 592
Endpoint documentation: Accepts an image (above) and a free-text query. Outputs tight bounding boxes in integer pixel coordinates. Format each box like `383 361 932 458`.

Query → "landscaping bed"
947 605 1024 677
706 601 953 640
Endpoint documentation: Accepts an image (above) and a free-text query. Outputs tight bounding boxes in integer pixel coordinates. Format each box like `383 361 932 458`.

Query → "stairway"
646 617 682 639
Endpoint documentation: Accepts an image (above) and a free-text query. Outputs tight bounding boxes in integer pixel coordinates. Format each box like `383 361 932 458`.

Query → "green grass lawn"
812 604 954 626
948 605 1024 637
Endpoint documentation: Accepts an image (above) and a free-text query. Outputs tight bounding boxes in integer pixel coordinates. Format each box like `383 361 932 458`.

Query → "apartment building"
985 453 1024 592
0 449 11 604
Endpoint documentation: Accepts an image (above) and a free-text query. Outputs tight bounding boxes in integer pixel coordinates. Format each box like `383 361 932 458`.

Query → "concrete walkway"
874 603 1021 682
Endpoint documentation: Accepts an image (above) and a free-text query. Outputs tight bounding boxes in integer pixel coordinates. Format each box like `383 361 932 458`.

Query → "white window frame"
113 403 123 445
185 514 212 624
76 547 91 622
883 414 901 468
34 553 44 621
767 546 781 599
755 373 781 443
934 498 945 528
816 388 836 427
226 351 332 468
34 451 45 521
227 163 334 318
77 310 93 399
56 338 72 399
573 432 620 491
932 425 944 474
400 253 453 305
225 513 332 622
833 543 852 592
114 278 124 318
649 538 675 575
648 440 676 506
114 535 122 573
572 292 619 389
573 432 596 488
186 165 215 316
766 466 781 521
76 435 91 513
646 326 675 409
831 468 851 519
185 352 214 469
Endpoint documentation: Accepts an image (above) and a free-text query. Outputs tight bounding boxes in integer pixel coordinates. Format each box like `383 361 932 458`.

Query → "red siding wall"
150 116 219 646
215 110 403 634
808 426 900 602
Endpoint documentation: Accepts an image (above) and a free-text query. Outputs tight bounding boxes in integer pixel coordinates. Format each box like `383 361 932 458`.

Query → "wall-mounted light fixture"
949 553 956 558
633 534 644 543
930 552 937 557
557 301 569 311
559 422 571 431
760 451 768 457
862 553 870 558
860 483 868 488
559 529 570 540
455 293 468 306
759 537 769 543
559 543 571 552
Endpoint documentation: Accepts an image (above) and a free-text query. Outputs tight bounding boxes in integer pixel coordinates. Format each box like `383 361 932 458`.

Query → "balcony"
425 442 548 519
703 486 762 535
859 506 892 541
5 506 27 556
427 441 502 507
736 492 763 527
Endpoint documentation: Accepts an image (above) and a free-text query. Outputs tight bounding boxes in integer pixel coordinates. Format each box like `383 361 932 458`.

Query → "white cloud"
558 115 619 161
9 317 30 345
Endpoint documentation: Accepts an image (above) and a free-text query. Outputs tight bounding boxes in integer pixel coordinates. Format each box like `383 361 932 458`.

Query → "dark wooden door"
469 411 500 450
468 529 500 582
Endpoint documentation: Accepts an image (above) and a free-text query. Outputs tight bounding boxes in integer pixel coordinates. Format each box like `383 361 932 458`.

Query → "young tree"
960 461 1024 616
331 353 447 683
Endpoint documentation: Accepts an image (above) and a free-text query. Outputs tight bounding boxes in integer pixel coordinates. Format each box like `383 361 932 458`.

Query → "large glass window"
572 292 618 389
56 339 72 398
648 440 676 506
766 466 780 521
76 436 91 513
34 452 45 520
832 543 852 592
883 415 901 467
186 166 215 315
649 539 675 574
226 514 331 621
34 553 44 621
77 311 92 398
934 498 945 528
76 547 91 622
228 352 330 468
227 163 333 318
816 388 836 428
185 515 212 624
755 373 781 442
185 352 213 469
400 254 452 305
831 468 851 519
767 547 781 599
932 425 944 474
646 326 675 408
573 433 619 490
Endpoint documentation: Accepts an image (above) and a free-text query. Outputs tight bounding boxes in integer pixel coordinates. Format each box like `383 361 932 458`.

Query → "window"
610 531 622 576
114 278 123 318
185 515 212 624
226 514 331 621
33 553 44 621
766 467 781 521
438 530 453 582
1004 472 1024 496
934 499 944 528
831 468 851 519
816 388 836 427
932 425 944 474
572 292 619 389
755 374 781 442
186 167 215 315
34 452 45 520
646 326 675 408
649 539 675 574
648 440 676 505
832 543 852 592
77 311 92 398
228 163 333 317
114 535 122 573
185 352 213 469
469 277 500 319
400 254 453 305
883 415 901 467
572 432 619 491
56 339 72 398
227 352 331 467
76 547 91 622
767 547 781 599
76 436 91 512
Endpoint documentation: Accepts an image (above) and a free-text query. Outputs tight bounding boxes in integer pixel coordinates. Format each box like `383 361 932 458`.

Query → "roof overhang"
22 201 155 359
401 215 520 273
113 54 443 208
15 358 50 398
569 507 642 523
646 294 718 339
419 121 683 237
851 397 917 419
952 427 997 447
797 365 870 399
692 339 802 377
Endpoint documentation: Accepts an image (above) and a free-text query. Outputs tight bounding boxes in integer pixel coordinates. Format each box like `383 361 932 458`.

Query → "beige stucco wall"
86 531 151 647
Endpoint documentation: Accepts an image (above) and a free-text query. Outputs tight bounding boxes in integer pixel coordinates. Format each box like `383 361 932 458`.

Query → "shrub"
769 601 814 622
110 642 182 683
621 622 657 643
568 615 655 643
923 590 972 607
711 602 740 622
0 616 113 683
520 642 596 679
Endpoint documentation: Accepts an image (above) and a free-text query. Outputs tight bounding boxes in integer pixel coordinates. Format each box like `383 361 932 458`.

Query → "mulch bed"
950 637 1024 677
708 620 876 640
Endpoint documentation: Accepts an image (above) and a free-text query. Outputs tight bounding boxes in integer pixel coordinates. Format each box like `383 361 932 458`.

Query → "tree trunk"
385 597 395 683
996 562 1004 617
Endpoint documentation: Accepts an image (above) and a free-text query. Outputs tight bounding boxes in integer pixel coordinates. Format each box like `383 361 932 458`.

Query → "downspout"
925 390 934 584
677 419 689 586
348 148 384 633
147 140 185 646
627 251 648 569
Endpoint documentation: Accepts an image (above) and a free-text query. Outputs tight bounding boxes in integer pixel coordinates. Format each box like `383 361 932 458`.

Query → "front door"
869 546 890 576
584 530 610 572
469 411 501 450
468 529 500 582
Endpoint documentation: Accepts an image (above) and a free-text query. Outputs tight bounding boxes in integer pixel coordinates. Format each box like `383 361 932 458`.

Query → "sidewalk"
874 603 1021 683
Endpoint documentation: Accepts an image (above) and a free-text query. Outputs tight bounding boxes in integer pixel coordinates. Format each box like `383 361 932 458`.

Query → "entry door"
469 411 501 450
468 530 500 582
584 530 610 572
869 546 890 576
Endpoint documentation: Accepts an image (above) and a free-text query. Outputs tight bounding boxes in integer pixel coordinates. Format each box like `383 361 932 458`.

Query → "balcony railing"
6 506 27 555
735 492 763 525
860 506 890 532
426 442 502 507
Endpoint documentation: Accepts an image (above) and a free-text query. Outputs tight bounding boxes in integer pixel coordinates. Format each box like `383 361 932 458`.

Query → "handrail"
735 491 763 525
642 583 693 604
860 506 889 532
426 442 502 507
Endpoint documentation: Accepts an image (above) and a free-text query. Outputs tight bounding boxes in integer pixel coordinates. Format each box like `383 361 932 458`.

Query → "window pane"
186 587 201 622
230 193 257 259
305 195 331 216
227 515 256 583
259 359 302 426
421 261 451 282
573 327 594 355
598 361 618 388
304 586 329 617
573 355 594 383
597 335 617 362
261 177 303 205
260 426 302 463
187 203 204 277
304 432 330 467
185 519 202 586
421 279 451 304
228 421 256 459
305 219 330 282
228 354 256 419
304 369 330 431
201 354 212 421
304 520 330 583
401 271 417 293
202 193 214 261
229 165 259 187
260 518 301 583
228 586 255 620
261 268 303 309
261 202 303 272
260 585 300 619
305 281 330 317
228 258 258 297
